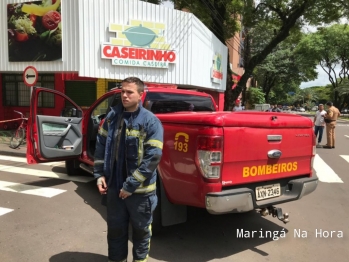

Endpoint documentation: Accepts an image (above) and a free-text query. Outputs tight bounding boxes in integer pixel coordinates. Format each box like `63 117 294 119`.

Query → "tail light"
196 136 223 181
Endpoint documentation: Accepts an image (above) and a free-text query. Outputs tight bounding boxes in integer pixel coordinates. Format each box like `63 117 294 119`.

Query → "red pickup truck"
26 86 318 228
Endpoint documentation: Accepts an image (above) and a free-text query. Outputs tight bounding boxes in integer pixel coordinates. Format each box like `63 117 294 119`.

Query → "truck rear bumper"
205 176 318 215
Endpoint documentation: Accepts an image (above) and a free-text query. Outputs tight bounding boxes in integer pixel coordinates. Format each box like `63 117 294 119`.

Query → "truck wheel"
65 160 87 176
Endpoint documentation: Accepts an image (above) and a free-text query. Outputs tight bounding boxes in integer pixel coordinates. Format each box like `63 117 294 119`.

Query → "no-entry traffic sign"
23 66 38 87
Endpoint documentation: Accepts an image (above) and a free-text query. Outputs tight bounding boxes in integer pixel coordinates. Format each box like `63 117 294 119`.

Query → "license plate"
255 184 281 200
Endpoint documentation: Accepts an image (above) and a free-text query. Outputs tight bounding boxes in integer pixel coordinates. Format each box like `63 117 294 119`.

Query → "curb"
0 150 26 158
0 145 26 158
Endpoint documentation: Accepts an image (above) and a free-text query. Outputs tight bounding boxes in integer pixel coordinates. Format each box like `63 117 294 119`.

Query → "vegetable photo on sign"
7 0 62 62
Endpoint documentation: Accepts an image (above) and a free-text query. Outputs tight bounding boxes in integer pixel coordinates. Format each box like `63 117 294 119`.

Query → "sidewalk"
0 141 26 157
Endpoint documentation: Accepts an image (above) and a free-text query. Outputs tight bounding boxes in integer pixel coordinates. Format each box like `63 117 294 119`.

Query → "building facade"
0 0 228 127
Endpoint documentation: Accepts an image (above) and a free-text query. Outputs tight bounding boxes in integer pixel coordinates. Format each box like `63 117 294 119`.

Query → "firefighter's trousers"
106 187 158 262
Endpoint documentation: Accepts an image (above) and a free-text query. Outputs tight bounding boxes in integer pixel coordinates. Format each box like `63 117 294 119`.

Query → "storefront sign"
101 20 176 68
211 53 223 83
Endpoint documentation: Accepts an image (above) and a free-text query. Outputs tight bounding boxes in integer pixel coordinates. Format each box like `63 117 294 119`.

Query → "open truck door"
26 87 84 164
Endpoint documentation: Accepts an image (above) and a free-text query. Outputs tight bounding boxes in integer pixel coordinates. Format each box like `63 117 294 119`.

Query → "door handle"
60 124 72 136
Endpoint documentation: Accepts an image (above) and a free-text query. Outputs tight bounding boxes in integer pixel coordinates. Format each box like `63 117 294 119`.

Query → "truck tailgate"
221 112 314 186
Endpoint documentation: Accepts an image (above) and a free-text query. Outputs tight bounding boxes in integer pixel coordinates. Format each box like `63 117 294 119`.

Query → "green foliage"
169 0 348 110
301 86 331 104
246 87 266 108
252 28 317 102
172 0 243 41
296 24 349 107
231 0 347 110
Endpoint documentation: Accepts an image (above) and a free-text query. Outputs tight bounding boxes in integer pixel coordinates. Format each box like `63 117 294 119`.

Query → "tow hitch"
259 206 289 224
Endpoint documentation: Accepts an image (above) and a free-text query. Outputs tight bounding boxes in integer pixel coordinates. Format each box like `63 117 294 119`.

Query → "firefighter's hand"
97 176 107 194
119 188 132 199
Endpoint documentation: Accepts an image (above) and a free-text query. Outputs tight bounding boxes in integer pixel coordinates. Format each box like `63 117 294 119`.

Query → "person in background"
232 99 244 111
94 77 164 262
313 104 326 147
272 104 281 112
323 101 340 149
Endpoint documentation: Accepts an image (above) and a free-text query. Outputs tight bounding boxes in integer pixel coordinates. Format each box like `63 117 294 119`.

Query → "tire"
65 159 88 176
10 128 25 149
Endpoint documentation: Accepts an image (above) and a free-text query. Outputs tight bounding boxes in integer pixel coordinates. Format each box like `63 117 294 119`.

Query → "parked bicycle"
9 110 28 149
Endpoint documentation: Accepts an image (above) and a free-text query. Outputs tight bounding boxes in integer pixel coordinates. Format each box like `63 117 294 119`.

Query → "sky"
161 1 174 8
300 66 332 89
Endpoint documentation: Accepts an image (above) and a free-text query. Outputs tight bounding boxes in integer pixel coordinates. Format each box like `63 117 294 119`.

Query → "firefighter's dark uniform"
94 102 163 262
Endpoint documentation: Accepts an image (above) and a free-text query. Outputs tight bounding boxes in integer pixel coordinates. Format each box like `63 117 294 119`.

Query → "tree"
251 27 317 102
245 87 266 109
170 0 346 109
296 24 349 108
228 0 346 110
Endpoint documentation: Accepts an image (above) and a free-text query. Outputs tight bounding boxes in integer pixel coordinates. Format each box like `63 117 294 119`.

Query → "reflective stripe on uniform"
145 139 163 149
134 182 156 193
98 127 108 137
126 128 147 166
133 170 147 183
138 132 146 166
94 160 104 165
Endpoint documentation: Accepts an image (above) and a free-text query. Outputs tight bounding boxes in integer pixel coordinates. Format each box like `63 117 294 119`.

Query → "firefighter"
94 77 164 262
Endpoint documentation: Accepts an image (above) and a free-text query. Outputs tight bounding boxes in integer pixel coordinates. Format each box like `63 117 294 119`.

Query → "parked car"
311 106 318 111
341 108 348 114
297 107 305 112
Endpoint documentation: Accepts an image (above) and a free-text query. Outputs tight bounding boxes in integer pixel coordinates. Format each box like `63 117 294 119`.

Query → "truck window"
144 92 215 114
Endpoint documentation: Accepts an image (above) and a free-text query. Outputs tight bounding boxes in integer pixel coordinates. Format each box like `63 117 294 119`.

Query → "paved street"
0 120 348 261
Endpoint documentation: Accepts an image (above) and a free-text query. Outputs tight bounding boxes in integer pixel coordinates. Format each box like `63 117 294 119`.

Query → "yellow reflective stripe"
133 170 147 182
94 160 104 165
126 129 140 137
138 135 145 166
145 139 163 149
98 127 108 137
134 182 156 193
126 128 147 138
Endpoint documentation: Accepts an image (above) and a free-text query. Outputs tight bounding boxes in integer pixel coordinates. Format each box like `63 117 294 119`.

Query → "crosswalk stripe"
0 180 66 198
0 155 64 167
0 164 94 183
313 154 343 183
0 207 14 216
340 155 349 163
